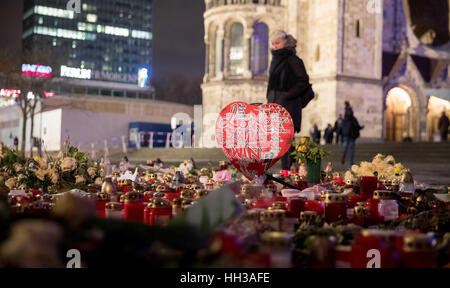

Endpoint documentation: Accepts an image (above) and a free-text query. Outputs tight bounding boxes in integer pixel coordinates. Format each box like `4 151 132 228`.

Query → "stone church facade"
201 0 450 147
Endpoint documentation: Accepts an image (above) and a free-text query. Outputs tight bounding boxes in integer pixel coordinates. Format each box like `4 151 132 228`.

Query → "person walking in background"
438 111 450 142
334 114 344 144
13 137 18 152
341 105 364 165
266 30 314 170
310 124 321 144
324 124 334 144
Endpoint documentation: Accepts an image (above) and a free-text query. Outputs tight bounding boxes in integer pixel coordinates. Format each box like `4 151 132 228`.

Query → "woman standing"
267 30 314 170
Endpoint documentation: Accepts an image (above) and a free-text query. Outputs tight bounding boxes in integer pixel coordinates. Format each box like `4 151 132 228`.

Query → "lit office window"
38 17 43 24
72 41 77 48
229 22 244 76
33 26 96 41
34 5 74 19
131 30 152 40
87 14 97 23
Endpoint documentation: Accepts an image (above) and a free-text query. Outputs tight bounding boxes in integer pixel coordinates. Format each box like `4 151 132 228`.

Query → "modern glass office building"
22 0 152 88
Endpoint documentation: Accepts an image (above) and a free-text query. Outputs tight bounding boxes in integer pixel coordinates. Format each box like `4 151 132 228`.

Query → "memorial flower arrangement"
291 137 330 184
0 143 102 194
291 137 330 164
344 153 408 183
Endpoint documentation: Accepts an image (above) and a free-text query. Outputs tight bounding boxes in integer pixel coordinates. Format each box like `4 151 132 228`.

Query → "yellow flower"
300 137 310 145
299 145 307 153
34 157 48 170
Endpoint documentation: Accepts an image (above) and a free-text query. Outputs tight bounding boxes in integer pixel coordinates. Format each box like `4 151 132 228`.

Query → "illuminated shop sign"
0 89 55 99
91 71 138 83
44 92 55 98
138 68 149 88
60 65 92 79
0 89 21 98
22 64 52 78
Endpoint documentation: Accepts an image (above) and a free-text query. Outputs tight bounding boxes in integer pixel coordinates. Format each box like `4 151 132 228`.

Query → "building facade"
201 0 450 147
22 0 152 86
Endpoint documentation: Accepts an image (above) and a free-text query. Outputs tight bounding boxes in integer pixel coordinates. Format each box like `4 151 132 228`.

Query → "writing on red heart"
215 102 294 180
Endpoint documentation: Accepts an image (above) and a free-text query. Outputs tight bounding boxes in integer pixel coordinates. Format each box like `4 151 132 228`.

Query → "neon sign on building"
22 64 52 78
60 65 92 79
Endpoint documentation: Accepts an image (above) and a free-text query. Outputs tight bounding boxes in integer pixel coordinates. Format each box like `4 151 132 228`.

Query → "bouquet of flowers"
291 137 330 164
0 142 103 194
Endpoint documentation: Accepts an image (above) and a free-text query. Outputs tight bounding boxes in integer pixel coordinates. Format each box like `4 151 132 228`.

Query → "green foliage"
291 137 330 164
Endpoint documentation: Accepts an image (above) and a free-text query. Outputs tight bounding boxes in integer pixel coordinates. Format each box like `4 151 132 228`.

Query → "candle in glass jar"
260 232 293 268
148 198 172 226
397 234 436 268
96 192 111 218
123 192 144 222
359 176 378 199
260 209 286 232
286 197 306 218
172 198 183 217
105 202 123 220
324 193 346 223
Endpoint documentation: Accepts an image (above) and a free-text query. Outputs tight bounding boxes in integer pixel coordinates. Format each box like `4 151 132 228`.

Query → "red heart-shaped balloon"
216 102 294 180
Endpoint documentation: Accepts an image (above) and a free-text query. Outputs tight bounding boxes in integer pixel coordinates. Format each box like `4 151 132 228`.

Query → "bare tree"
0 45 66 156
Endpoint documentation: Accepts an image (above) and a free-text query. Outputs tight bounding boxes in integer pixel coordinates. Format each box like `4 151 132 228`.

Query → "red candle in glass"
365 198 381 225
324 193 347 223
347 195 365 209
123 192 144 222
304 200 324 215
96 192 111 218
148 198 172 226
286 197 305 218
252 198 271 209
143 191 154 203
164 192 180 202
359 176 378 199
396 234 437 268
351 231 398 268
28 189 42 197
143 203 154 225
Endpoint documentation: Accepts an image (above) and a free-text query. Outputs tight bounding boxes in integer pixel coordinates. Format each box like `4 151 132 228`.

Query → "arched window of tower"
229 22 245 76
251 22 269 75
215 27 223 76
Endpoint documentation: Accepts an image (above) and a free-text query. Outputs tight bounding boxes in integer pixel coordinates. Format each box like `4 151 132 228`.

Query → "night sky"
0 0 206 83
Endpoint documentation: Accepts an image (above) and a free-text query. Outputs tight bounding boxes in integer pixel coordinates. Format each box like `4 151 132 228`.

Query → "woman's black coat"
266 47 313 133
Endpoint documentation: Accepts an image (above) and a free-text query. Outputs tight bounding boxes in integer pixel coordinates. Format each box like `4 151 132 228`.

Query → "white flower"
87 167 97 179
5 178 17 190
75 175 86 185
94 177 103 185
351 165 360 175
35 169 48 181
13 163 23 173
49 169 59 184
383 155 396 165
61 157 77 172
57 151 64 159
